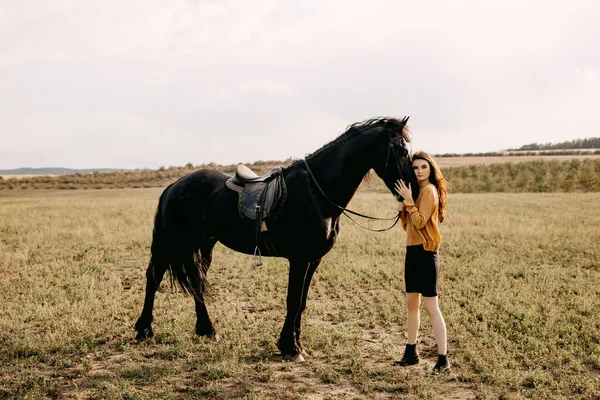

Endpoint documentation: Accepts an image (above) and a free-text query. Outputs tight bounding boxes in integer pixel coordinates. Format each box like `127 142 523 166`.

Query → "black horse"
135 117 419 361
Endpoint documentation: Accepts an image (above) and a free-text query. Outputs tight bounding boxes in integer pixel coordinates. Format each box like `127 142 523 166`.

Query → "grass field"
0 188 599 399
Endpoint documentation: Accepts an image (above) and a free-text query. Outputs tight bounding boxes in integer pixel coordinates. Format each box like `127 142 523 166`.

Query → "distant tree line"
509 137 600 151
435 137 600 158
436 149 600 157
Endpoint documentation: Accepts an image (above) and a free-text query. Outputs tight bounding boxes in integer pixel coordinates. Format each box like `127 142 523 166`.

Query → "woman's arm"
403 187 437 230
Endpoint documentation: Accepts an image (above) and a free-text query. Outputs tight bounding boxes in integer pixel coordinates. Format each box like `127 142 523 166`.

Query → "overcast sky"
1 1 598 169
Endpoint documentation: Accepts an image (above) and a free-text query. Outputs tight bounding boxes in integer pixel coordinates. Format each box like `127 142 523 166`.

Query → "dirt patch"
361 326 478 400
35 329 478 399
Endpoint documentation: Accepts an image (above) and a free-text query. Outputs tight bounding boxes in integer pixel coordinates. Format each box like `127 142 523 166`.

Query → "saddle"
226 165 287 265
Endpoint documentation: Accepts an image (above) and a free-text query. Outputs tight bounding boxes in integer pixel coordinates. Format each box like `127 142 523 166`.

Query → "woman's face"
412 158 431 183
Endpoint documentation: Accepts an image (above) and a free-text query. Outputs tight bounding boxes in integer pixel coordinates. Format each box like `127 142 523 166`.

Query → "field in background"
3 150 600 182
363 158 600 194
2 154 600 192
0 188 598 399
434 154 600 168
0 174 60 180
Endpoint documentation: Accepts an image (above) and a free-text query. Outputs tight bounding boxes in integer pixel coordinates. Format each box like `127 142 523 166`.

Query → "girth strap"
225 166 287 265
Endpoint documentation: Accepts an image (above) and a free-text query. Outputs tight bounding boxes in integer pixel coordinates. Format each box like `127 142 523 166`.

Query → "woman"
393 151 450 374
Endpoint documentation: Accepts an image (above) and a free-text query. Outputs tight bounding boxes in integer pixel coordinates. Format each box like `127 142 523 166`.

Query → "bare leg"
406 293 421 344
423 296 447 355
295 258 321 355
278 259 309 361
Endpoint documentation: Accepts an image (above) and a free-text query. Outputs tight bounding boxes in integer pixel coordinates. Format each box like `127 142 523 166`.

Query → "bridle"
302 132 408 232
385 134 408 187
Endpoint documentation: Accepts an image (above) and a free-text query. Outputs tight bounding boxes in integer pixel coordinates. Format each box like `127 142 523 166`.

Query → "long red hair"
412 151 448 223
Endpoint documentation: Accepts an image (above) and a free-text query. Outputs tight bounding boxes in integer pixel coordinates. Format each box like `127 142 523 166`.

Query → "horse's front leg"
295 258 321 356
278 259 309 361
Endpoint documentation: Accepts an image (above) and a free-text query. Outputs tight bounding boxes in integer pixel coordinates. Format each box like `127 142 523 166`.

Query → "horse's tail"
148 186 168 272
151 183 210 302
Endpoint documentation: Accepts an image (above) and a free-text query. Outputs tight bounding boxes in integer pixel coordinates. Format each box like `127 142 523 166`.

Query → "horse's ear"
393 116 411 143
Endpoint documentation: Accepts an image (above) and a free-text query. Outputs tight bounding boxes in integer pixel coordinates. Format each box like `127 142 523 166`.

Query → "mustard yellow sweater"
400 183 441 252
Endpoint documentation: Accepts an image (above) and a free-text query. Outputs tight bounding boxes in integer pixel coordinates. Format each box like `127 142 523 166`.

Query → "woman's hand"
397 202 405 212
394 179 413 202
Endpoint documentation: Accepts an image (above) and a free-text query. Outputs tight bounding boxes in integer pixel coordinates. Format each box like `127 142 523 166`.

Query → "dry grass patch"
0 189 598 399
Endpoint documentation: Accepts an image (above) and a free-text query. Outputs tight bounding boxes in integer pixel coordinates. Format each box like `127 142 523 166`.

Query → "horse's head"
369 117 420 201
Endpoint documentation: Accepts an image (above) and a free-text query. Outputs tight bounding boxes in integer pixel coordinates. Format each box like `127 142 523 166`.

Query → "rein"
302 158 402 232
385 139 405 185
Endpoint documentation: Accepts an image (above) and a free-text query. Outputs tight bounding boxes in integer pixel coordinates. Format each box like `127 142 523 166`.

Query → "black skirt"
404 244 439 297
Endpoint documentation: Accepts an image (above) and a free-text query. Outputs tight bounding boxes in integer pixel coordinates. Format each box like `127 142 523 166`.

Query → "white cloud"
1 0 599 168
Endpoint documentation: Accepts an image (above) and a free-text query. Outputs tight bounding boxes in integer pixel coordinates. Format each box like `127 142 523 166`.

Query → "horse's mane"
349 116 411 143
288 117 409 167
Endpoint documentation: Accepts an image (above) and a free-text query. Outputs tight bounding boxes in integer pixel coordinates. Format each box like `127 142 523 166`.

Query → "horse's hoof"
207 333 220 342
196 329 218 341
297 343 310 357
135 328 154 341
283 353 306 362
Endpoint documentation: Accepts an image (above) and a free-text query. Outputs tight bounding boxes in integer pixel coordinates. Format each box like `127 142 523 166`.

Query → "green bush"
444 159 600 193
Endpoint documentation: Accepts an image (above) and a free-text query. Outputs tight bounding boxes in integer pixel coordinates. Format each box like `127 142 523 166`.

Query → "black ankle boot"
430 354 451 374
393 343 419 366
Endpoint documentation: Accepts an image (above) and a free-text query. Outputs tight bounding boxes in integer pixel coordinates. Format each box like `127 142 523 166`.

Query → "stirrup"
253 246 263 267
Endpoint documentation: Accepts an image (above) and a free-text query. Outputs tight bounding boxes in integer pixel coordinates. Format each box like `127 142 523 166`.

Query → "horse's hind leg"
195 238 218 339
135 260 168 340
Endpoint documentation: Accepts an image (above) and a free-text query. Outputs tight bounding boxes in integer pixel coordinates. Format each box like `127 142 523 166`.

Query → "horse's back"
158 169 232 231
164 168 229 198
